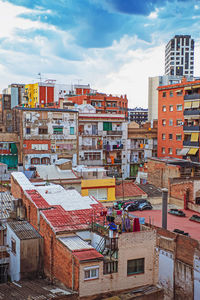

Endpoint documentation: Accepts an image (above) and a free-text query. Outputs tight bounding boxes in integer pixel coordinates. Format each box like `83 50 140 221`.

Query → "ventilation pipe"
162 188 168 230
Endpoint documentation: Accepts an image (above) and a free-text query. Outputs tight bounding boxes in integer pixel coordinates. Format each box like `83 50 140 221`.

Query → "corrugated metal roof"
58 236 93 251
7 221 42 240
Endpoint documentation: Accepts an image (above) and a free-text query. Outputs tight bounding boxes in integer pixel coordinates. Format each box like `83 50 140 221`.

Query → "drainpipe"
162 188 168 229
72 256 74 291
50 235 54 284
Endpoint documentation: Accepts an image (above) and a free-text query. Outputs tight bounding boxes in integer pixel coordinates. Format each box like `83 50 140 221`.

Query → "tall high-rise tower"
165 35 194 76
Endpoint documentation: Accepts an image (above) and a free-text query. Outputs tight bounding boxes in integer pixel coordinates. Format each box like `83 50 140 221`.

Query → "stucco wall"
79 229 158 297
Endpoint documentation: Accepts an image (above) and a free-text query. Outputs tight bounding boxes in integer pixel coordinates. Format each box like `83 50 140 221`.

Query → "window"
162 147 165 154
168 148 173 154
127 258 144 275
169 119 173 126
169 105 173 112
26 127 31 134
162 106 166 112
103 261 118 274
170 91 173 97
177 90 183 96
84 266 99 280
53 127 63 135
11 239 16 254
176 134 182 141
162 119 166 126
31 157 40 164
169 134 173 140
70 127 74 135
177 105 182 111
39 127 48 134
162 134 166 140
162 92 166 97
176 119 183 126
31 144 48 150
176 149 181 155
41 157 50 164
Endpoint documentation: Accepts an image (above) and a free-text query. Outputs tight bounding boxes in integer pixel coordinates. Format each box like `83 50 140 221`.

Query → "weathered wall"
174 260 193 300
147 159 180 188
79 229 158 297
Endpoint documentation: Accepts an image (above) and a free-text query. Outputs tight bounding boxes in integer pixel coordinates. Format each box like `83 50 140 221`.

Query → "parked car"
138 201 152 211
123 202 139 211
168 209 185 217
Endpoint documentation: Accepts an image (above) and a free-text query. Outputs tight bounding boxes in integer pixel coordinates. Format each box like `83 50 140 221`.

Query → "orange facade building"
158 78 200 162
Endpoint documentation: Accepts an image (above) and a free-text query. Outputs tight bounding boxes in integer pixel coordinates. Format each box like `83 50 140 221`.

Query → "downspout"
72 256 74 291
50 235 54 284
173 235 178 300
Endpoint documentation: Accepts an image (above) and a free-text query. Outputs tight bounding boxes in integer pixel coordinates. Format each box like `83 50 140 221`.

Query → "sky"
0 0 200 108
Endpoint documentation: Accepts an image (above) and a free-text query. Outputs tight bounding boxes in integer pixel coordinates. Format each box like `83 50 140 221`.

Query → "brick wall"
147 159 180 188
169 179 194 203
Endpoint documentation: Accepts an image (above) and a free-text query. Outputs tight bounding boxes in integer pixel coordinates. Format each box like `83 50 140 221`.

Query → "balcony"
81 131 98 136
103 144 123 151
183 125 200 131
183 141 199 147
80 145 103 150
107 130 122 136
80 159 103 166
184 110 200 116
184 94 200 100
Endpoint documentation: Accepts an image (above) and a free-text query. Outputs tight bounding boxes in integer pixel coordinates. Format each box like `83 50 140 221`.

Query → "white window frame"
162 106 166 112
162 147 165 154
84 266 99 280
169 119 173 126
162 134 166 140
169 105 173 112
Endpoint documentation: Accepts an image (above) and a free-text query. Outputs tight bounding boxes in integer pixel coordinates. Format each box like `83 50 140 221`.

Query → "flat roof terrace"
130 209 200 240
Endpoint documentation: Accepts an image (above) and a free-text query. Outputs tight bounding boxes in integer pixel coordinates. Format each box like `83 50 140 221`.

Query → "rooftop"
58 235 93 251
115 181 147 199
36 165 78 180
15 106 78 113
130 209 200 240
7 221 42 240
0 279 74 300
137 184 162 198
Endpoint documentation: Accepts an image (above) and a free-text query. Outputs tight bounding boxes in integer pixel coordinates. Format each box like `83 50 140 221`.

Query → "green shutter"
10 143 18 154
103 122 112 131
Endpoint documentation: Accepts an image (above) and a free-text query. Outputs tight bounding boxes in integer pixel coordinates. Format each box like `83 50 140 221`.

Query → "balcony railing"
184 94 200 100
103 144 123 150
183 125 200 131
80 159 103 166
81 131 98 136
80 145 103 150
183 141 199 147
184 110 200 116
107 130 122 135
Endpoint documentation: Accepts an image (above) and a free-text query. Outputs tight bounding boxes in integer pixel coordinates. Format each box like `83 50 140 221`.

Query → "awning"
188 148 198 155
192 101 200 108
179 148 189 156
184 87 192 90
191 133 199 142
184 101 192 108
176 89 182 93
192 85 200 89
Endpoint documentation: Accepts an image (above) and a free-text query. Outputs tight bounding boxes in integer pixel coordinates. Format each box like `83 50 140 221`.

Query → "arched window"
31 157 40 165
41 157 50 165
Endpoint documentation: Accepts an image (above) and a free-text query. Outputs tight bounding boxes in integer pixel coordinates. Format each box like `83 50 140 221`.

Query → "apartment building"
128 107 148 125
157 80 185 159
11 172 159 299
165 35 194 76
158 78 200 162
78 104 129 178
128 121 157 177
13 107 78 168
67 84 128 118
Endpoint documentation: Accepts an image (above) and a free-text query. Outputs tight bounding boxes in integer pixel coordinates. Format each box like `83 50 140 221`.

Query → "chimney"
162 188 168 229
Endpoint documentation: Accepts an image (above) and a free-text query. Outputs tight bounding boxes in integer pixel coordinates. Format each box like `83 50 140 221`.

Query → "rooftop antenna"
37 73 42 83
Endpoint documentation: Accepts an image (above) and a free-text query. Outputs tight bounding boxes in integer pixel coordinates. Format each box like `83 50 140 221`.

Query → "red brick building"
158 78 200 161
11 172 159 298
67 84 128 118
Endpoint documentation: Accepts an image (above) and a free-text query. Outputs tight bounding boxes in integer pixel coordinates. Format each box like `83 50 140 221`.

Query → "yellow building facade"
25 83 39 108
81 178 116 202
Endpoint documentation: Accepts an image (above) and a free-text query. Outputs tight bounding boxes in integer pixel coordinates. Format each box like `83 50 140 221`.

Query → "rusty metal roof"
7 221 42 240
